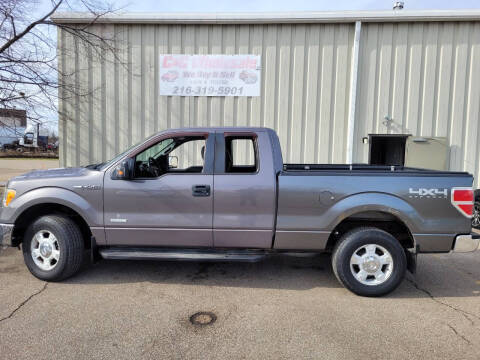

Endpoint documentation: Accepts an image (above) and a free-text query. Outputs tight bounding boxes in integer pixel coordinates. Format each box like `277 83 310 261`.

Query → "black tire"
22 215 84 281
332 227 407 297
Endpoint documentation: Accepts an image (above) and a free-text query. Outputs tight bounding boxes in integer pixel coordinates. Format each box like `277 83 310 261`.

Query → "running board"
99 247 268 262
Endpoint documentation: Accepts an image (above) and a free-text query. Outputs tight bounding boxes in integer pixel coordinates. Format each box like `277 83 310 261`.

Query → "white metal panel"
57 19 480 188
63 28 77 167
346 21 362 164
58 23 354 167
57 28 65 166
354 21 480 186
117 25 130 153
90 25 104 164
77 27 90 166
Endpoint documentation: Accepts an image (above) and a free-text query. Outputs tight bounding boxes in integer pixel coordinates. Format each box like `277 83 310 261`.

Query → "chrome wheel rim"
472 202 480 228
350 244 394 286
31 230 60 271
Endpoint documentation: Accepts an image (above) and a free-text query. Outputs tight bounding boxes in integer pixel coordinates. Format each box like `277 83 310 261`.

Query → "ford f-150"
1 128 478 296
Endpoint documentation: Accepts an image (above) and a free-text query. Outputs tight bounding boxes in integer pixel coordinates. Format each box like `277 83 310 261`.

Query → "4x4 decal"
409 188 448 199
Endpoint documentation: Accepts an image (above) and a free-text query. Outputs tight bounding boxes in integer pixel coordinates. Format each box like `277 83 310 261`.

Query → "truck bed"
282 163 471 176
276 164 473 253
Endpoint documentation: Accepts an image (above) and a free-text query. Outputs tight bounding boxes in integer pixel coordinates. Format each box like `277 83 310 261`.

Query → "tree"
0 0 116 129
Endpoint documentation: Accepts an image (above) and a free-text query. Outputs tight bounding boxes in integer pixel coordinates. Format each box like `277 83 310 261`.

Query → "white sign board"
159 55 261 97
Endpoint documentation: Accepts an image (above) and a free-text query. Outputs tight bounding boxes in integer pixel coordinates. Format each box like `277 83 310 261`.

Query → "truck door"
103 132 215 247
213 131 277 248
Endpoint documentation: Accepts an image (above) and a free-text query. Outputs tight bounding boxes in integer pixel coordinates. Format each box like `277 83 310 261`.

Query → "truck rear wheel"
22 215 84 281
332 227 407 297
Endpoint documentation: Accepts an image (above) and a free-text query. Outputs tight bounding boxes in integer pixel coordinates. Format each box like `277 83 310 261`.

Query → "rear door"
212 130 277 248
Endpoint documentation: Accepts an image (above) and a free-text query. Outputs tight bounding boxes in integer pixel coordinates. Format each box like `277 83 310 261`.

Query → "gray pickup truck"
1 128 478 296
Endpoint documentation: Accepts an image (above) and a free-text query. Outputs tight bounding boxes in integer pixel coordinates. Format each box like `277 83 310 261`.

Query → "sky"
115 0 480 12
35 0 480 14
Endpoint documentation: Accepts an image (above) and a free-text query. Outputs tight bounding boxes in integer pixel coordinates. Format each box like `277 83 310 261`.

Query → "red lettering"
162 56 174 68
162 56 188 69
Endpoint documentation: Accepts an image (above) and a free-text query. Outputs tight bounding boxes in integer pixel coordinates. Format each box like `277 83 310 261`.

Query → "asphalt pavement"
0 246 479 359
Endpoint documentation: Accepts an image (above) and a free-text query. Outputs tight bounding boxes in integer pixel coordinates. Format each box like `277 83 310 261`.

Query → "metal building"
0 108 26 147
52 10 480 185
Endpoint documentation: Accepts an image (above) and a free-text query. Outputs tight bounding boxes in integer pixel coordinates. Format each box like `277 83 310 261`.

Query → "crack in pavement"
447 323 472 345
0 282 48 323
405 278 479 326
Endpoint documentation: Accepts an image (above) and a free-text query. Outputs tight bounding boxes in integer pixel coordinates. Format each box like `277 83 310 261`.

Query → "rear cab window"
224 135 258 173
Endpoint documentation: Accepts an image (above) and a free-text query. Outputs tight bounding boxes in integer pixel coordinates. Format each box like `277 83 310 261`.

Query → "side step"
99 247 268 262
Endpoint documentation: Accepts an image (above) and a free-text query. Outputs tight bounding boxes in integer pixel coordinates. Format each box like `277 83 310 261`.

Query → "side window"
24 133 34 145
169 138 206 171
134 136 207 178
225 136 258 173
136 138 174 163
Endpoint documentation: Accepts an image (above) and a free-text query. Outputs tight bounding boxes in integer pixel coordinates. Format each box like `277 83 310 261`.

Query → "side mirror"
168 156 178 169
111 158 134 180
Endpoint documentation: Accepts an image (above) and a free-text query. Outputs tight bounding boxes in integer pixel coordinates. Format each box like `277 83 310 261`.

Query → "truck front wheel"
22 215 84 281
332 227 407 297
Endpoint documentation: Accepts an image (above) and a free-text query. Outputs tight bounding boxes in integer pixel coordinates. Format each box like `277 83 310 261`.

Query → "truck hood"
11 167 89 181
4 166 104 205
0 166 104 227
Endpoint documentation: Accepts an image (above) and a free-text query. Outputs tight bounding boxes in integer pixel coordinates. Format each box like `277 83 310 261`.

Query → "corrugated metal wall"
58 19 480 186
354 21 480 185
58 23 354 167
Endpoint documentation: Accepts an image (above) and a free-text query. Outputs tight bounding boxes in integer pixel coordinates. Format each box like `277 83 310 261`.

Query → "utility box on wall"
368 134 449 171
368 134 409 166
404 137 449 171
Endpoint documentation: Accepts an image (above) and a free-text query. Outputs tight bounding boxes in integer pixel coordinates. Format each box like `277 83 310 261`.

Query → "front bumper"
453 233 480 252
0 223 14 247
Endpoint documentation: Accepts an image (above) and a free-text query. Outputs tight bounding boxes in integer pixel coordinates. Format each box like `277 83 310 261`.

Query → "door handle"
192 185 211 197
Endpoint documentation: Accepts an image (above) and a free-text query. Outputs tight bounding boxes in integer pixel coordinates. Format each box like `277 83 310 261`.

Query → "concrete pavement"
0 158 59 183
0 248 479 359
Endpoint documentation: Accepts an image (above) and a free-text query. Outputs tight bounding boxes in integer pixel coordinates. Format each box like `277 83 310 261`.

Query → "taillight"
451 188 473 218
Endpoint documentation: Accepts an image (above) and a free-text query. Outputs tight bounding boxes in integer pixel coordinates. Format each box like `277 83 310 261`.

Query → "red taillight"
451 188 474 218
458 204 473 215
453 189 473 202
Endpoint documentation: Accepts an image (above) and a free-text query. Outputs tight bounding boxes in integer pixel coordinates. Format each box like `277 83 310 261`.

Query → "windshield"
96 133 159 171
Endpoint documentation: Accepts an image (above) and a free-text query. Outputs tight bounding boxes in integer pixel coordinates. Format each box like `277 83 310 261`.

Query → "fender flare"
9 187 102 227
326 192 419 234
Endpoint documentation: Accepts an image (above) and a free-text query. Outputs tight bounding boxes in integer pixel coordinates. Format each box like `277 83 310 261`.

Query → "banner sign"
159 55 261 97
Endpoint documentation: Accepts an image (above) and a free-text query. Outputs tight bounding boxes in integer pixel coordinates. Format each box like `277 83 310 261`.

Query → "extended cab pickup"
1 128 478 296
